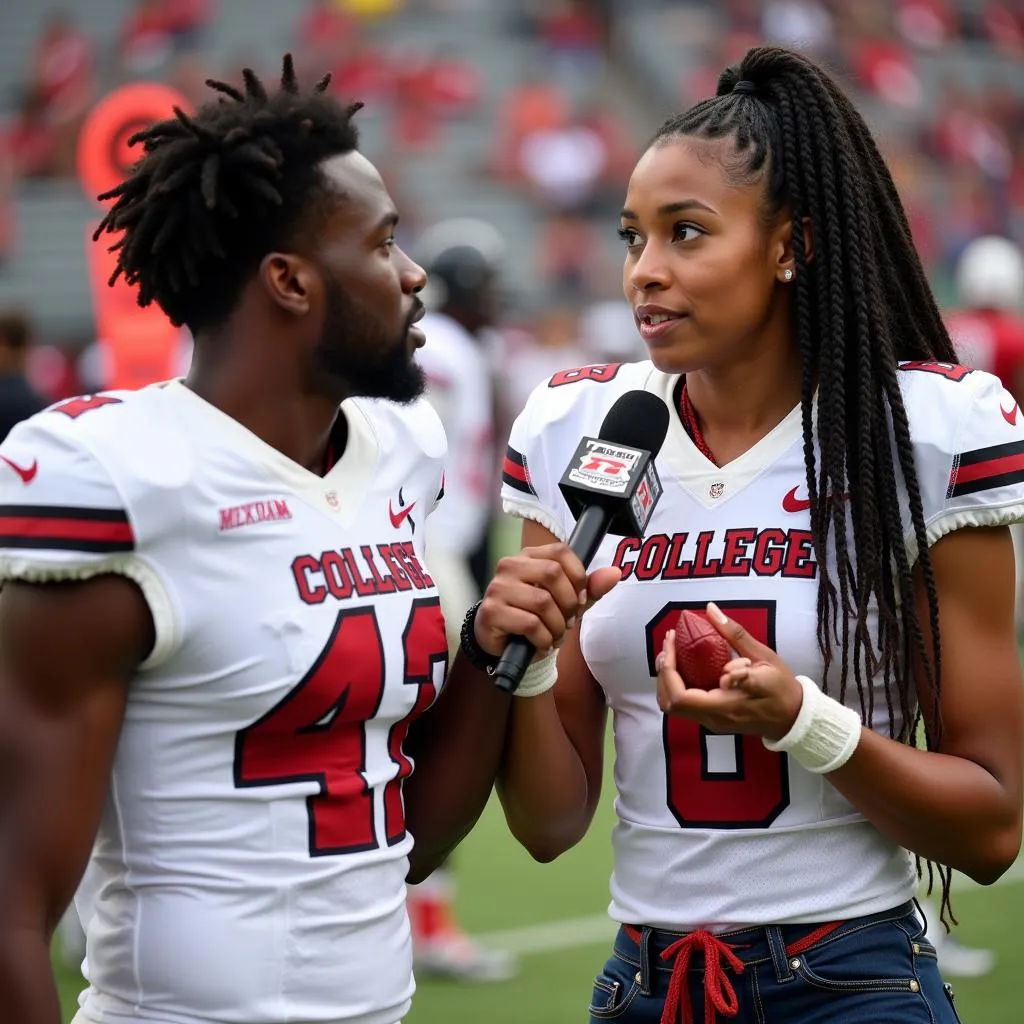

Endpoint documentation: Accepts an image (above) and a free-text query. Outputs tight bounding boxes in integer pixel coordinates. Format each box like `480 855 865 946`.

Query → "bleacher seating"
0 1 628 337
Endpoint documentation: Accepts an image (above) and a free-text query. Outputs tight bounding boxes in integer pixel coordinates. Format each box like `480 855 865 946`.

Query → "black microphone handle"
491 503 613 694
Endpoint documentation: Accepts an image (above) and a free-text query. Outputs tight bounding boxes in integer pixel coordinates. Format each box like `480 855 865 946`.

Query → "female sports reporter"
480 45 1024 1024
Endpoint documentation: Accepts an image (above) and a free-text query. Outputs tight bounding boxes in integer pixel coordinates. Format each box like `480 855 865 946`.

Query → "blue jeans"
588 901 963 1023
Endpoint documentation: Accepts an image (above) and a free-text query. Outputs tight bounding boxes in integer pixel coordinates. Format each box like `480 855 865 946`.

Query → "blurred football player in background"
408 218 517 982
415 217 504 632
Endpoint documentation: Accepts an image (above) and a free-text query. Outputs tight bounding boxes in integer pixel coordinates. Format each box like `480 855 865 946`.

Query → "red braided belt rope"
623 921 843 1024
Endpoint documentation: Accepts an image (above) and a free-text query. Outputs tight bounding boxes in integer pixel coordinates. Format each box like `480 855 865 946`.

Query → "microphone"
492 389 671 693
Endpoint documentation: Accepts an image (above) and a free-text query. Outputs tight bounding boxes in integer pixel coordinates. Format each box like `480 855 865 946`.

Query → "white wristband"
763 675 862 774
513 650 558 698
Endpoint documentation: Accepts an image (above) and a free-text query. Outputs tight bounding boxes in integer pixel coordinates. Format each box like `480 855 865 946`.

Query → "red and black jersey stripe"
502 445 536 496
948 440 1024 498
0 505 135 553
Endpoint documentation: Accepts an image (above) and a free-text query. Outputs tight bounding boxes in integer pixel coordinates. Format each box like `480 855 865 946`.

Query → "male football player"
0 57 609 1024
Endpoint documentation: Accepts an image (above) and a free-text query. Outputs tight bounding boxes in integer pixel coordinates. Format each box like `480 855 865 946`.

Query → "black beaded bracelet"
459 599 500 673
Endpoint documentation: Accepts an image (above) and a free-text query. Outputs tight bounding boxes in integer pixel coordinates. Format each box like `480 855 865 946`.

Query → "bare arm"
665 525 1024 884
825 525 1024 882
404 540 593 882
0 576 152 1023
495 519 610 863
402 648 512 883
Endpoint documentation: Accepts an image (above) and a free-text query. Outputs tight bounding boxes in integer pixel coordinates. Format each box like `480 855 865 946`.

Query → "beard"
310 274 425 405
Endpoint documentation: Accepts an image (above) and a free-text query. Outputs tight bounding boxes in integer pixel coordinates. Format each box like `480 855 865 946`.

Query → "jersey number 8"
645 600 791 829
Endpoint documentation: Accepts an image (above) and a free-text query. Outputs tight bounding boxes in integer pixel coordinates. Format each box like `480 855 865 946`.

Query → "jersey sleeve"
910 367 1024 560
500 379 575 542
0 415 179 667
500 363 646 542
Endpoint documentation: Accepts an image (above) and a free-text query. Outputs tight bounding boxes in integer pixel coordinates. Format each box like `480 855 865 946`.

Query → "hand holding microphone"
487 390 671 694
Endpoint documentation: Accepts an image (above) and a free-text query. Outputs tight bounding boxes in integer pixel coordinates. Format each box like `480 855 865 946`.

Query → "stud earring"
784 268 794 282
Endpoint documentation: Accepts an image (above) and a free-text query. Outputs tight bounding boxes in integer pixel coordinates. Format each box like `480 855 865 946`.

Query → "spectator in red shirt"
422 47 481 117
326 34 394 106
681 33 761 106
5 89 59 180
162 0 212 44
836 3 924 110
29 9 93 174
295 0 359 80
488 73 567 179
980 0 1024 53
390 50 441 151
515 109 610 212
538 0 605 91
931 85 1013 181
850 33 924 109
389 46 484 153
894 0 958 50
119 0 212 71
31 11 93 121
119 0 176 74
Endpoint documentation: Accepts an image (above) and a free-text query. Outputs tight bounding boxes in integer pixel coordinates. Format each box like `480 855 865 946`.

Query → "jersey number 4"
234 597 447 856
646 600 790 829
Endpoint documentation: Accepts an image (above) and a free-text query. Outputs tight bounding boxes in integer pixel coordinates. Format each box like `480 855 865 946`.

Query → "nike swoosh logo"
0 455 38 484
389 499 417 529
1001 400 1019 426
782 486 850 513
782 487 812 513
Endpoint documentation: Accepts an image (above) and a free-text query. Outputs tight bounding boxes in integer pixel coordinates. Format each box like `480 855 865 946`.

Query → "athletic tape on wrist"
762 675 862 773
513 650 558 698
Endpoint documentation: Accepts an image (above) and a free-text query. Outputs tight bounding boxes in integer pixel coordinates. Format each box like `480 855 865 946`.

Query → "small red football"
672 609 732 691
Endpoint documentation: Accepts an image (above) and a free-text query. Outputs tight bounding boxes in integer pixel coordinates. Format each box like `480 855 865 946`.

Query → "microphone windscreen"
597 390 671 459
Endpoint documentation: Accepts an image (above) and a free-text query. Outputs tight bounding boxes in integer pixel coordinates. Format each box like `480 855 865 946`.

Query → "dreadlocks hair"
653 46 959 925
94 54 363 332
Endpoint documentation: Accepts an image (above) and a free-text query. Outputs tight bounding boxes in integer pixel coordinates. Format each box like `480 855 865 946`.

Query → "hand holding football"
673 609 732 690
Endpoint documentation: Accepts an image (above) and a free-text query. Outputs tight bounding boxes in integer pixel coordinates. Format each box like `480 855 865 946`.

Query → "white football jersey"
416 311 494 556
0 381 448 1024
502 360 1024 932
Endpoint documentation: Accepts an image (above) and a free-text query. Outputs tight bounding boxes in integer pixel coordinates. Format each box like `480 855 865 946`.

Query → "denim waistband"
615 900 917 973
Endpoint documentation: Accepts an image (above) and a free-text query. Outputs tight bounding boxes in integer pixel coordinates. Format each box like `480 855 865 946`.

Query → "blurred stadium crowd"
1 0 1023 422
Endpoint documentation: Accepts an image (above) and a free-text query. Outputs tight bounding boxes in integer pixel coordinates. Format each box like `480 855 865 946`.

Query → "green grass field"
54 780 1024 1024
